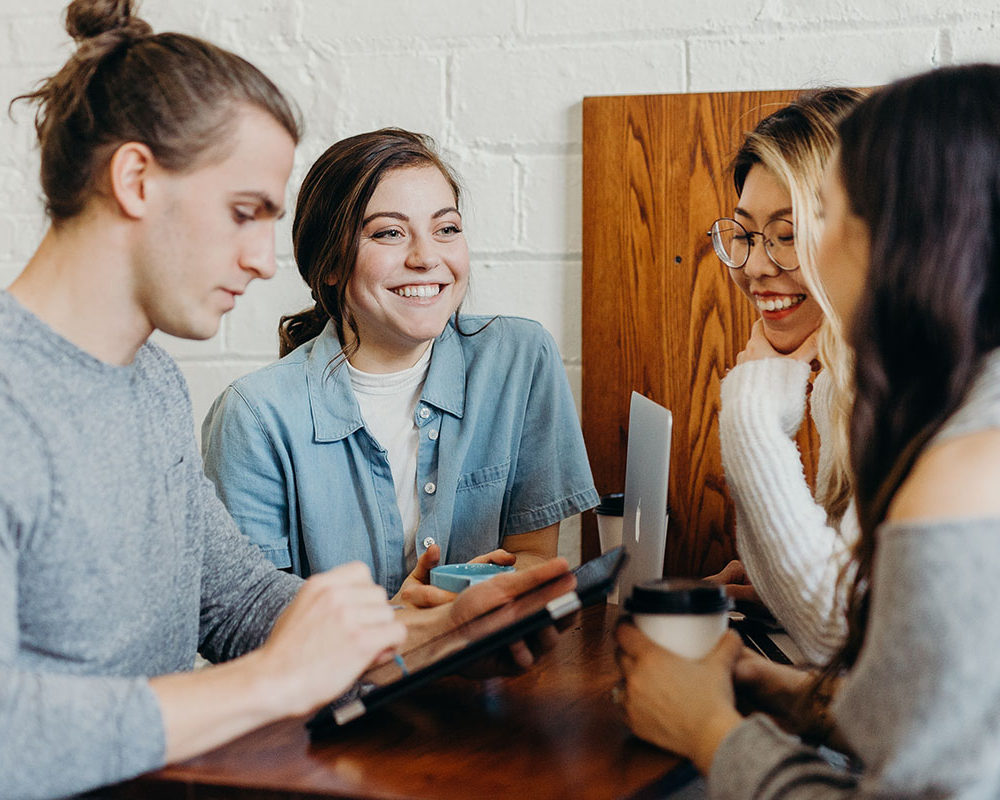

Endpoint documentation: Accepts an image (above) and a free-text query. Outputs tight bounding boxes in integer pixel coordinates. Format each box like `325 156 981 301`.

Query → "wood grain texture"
582 90 820 576
110 604 681 800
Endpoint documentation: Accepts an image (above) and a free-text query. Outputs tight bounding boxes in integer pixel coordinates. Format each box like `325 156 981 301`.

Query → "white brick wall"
4 0 1000 563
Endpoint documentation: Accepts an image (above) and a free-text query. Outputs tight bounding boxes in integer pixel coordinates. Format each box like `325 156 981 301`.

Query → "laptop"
615 392 672 606
613 391 800 665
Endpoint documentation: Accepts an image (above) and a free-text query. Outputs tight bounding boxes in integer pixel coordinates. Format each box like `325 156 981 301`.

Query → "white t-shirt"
347 345 433 570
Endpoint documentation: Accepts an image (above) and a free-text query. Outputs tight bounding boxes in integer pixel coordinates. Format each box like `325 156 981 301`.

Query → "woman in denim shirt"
202 128 599 603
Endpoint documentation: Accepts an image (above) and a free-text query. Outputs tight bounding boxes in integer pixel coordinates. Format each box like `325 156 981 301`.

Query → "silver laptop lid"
616 392 672 605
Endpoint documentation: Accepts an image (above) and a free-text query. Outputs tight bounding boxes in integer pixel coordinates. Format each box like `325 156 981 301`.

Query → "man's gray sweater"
0 292 301 799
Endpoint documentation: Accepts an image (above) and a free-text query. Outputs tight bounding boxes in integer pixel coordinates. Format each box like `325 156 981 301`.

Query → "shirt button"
428 429 439 441
424 482 436 495
422 536 436 548
418 406 431 419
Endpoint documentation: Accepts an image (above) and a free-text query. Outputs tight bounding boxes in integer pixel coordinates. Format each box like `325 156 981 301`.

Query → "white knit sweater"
719 358 857 664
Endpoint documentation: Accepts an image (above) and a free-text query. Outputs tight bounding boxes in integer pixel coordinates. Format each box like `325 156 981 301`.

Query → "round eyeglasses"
707 217 799 271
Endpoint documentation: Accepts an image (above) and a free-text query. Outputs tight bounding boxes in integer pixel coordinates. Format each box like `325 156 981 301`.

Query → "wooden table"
111 604 691 800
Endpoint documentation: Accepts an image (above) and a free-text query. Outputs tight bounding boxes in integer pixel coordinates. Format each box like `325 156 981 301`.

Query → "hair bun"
65 0 151 42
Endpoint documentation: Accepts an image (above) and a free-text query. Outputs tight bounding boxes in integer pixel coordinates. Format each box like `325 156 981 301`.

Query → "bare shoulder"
888 429 1000 522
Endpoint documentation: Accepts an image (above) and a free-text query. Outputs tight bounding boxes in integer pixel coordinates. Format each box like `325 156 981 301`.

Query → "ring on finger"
611 683 625 706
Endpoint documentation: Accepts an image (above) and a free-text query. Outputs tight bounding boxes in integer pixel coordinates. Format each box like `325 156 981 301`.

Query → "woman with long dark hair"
617 64 1000 797
202 128 598 604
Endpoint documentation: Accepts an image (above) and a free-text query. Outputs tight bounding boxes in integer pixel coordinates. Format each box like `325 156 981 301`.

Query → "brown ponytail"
278 306 329 359
12 0 300 223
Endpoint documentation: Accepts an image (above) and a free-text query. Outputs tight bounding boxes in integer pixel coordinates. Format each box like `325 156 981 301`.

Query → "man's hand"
257 562 406 717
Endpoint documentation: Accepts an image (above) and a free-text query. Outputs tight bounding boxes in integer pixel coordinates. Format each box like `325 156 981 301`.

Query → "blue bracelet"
393 653 410 676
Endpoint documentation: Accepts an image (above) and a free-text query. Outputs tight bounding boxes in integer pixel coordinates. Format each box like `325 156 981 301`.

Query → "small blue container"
429 563 515 593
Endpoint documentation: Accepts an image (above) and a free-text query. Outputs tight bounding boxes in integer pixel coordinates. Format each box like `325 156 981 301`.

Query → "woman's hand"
392 546 519 608
734 649 837 744
397 557 576 676
738 320 820 366
615 623 744 774
703 559 759 604
469 548 518 567
454 557 575 674
391 544 455 608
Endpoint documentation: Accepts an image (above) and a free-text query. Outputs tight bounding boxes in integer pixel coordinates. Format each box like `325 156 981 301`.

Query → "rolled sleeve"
504 326 599 535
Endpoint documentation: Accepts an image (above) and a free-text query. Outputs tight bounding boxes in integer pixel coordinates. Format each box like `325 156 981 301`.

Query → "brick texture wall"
3 0 1000 562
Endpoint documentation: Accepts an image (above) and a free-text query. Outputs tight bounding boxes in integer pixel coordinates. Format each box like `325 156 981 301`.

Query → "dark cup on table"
594 492 624 553
594 492 624 601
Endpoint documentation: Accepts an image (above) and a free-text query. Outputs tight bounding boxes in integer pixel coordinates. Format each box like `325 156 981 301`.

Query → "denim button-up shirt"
201 315 599 595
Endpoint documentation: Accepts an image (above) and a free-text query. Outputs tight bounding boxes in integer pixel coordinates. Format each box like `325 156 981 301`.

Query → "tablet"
306 547 627 736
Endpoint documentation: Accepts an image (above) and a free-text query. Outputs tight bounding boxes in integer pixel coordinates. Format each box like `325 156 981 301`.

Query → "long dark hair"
281 128 466 360
12 0 300 223
828 64 1000 677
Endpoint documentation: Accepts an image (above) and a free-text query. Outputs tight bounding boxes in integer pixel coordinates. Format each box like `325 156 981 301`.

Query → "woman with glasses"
617 62 1000 799
706 89 865 664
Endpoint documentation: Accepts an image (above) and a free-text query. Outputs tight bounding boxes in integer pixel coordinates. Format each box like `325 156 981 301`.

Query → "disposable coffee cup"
594 493 624 553
625 579 732 659
594 493 625 603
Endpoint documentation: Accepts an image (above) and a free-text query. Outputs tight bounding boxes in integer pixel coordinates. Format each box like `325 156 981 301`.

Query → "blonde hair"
732 88 867 523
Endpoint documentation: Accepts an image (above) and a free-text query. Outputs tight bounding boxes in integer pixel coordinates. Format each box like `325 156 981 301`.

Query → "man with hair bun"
0 2 570 798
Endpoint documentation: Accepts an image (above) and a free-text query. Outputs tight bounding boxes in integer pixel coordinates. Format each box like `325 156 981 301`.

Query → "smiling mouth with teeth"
393 284 442 298
755 293 806 312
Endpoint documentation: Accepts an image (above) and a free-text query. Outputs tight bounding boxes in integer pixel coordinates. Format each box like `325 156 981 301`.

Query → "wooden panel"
582 90 820 576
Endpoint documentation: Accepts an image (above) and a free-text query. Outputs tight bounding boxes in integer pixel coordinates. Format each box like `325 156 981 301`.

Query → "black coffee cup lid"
595 492 624 516
625 579 732 615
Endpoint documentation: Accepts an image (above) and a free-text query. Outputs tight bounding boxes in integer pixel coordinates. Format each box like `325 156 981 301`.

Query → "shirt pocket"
456 460 510 492
451 460 511 555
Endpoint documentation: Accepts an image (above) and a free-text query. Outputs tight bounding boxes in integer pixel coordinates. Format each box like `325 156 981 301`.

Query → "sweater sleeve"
0 392 165 799
193 458 302 664
718 359 852 664
139 344 303 664
156 388 302 663
708 715 857 799
709 518 1000 799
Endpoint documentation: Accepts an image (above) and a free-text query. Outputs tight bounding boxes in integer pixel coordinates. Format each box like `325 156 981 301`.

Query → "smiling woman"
616 63 1000 800
201 128 599 604
344 164 469 372
706 89 866 665
716 164 823 352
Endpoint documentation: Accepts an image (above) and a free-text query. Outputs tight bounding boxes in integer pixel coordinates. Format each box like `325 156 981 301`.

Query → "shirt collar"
305 319 467 442
421 321 466 419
